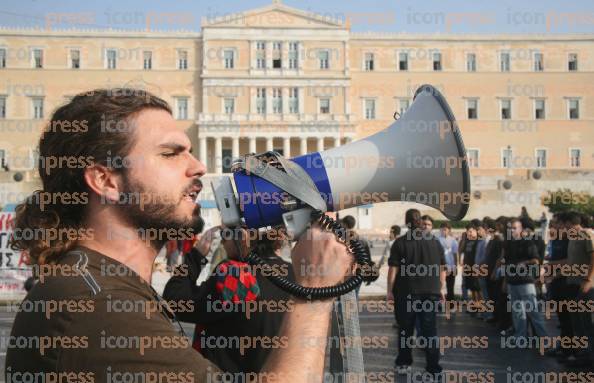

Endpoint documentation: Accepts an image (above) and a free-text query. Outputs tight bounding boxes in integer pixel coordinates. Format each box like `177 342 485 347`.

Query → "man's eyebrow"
157 142 192 153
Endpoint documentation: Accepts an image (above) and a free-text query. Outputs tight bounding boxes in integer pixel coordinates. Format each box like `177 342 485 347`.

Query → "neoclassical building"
0 1 592 230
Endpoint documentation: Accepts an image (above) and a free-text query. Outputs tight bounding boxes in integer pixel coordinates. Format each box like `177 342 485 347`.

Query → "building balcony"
198 112 353 124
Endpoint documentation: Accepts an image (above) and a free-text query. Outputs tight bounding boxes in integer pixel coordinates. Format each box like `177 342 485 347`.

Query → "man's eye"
161 152 177 158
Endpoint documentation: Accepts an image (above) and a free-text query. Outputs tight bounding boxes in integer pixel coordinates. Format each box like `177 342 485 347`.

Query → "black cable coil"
245 210 379 300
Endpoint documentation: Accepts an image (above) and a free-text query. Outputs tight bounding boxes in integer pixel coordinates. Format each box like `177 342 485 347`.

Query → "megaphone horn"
212 84 471 234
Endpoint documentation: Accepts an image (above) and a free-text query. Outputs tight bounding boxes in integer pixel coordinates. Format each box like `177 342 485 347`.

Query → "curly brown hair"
10 88 171 265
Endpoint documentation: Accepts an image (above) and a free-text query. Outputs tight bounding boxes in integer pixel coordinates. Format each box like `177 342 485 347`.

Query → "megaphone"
212 84 470 236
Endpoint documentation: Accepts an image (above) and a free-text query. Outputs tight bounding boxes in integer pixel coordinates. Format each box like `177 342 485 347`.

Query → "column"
214 137 222 174
265 88 272 116
317 137 324 152
250 40 255 70
333 136 341 148
300 137 308 155
232 137 239 159
199 136 207 168
266 137 274 152
249 136 257 154
283 137 291 157
282 87 289 116
202 87 209 116
266 41 273 70
344 86 351 116
298 86 304 115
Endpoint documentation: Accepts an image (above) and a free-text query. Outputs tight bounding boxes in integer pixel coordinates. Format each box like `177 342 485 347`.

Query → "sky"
0 0 593 34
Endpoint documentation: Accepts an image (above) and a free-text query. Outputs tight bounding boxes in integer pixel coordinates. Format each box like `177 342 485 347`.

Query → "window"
224 98 234 114
70 49 80 69
106 49 117 69
256 88 266 115
223 49 234 69
467 99 478 119
319 98 330 114
467 149 479 168
33 49 43 68
364 53 374 71
0 48 5 68
272 42 282 69
289 88 299 113
175 98 188 120
319 50 329 69
500 52 510 72
272 88 282 114
399 99 410 115
222 149 232 174
535 149 547 168
289 42 298 69
432 52 442 71
465 53 476 72
398 52 408 71
0 149 6 170
500 99 512 120
502 148 513 169
178 50 188 70
143 51 152 70
534 99 545 119
0 96 5 118
256 42 266 69
570 149 581 168
32 97 44 119
568 99 580 119
533 52 543 72
568 53 578 71
365 99 376 120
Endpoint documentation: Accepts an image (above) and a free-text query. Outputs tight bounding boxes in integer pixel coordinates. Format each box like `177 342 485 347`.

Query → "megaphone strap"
238 152 328 213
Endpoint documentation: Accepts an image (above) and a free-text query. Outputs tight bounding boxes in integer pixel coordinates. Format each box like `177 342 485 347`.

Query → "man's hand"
194 226 220 256
221 227 250 260
291 225 353 289
387 292 394 302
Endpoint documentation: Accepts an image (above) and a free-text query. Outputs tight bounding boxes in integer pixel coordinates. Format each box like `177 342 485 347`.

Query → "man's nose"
187 153 206 177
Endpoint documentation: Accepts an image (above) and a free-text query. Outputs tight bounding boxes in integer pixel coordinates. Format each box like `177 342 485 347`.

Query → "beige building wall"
0 2 592 228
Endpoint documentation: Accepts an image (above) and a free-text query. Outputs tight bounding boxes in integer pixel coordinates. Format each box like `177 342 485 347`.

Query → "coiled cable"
245 210 379 300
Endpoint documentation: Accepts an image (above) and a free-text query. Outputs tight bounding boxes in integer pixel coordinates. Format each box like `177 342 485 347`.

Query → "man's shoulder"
32 250 152 300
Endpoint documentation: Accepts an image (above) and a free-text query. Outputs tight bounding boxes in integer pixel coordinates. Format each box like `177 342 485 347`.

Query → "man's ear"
84 164 122 202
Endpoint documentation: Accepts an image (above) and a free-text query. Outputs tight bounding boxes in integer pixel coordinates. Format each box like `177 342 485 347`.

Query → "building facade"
0 2 593 231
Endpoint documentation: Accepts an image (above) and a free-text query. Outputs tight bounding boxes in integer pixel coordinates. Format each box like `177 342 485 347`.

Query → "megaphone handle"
245 210 378 300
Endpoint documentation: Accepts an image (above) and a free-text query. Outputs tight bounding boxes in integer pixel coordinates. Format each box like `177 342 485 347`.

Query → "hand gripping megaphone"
211 84 470 299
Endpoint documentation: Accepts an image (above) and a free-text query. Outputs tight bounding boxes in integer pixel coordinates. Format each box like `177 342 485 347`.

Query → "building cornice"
0 26 201 39
350 32 594 42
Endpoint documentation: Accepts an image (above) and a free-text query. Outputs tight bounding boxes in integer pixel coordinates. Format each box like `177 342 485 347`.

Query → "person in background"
163 231 293 374
438 222 458 302
484 217 506 326
521 217 546 299
421 215 434 235
380 225 401 269
388 209 445 378
462 221 482 314
544 212 574 360
458 230 469 302
562 212 594 367
503 218 548 346
341 215 376 295
475 219 494 321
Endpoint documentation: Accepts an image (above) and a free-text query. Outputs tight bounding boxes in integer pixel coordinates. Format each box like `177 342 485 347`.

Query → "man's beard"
115 174 204 248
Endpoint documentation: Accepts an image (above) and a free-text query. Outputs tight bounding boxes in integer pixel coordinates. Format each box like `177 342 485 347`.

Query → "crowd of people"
386 208 594 378
159 208 594 379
